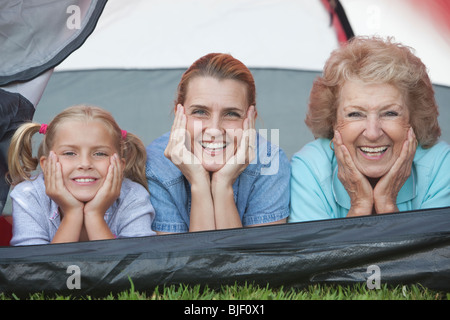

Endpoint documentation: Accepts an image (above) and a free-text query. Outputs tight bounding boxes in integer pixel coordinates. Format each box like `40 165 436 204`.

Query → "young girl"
8 105 155 245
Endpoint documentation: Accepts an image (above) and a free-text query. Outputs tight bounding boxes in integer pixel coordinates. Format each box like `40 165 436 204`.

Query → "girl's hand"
373 127 417 213
82 154 122 241
84 153 124 217
212 105 256 189
164 104 209 185
43 151 84 215
43 151 84 243
333 131 374 216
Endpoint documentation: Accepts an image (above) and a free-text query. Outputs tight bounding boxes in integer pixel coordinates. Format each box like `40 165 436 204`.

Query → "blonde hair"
306 36 441 148
7 105 148 190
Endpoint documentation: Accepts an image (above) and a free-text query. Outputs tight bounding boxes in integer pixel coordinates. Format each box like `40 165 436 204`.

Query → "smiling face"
43 120 120 202
183 76 249 172
335 80 411 179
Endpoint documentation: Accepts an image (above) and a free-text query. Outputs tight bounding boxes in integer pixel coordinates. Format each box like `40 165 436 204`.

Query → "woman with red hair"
146 53 290 234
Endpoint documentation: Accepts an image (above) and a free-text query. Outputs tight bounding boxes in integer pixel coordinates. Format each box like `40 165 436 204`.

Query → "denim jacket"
146 132 290 233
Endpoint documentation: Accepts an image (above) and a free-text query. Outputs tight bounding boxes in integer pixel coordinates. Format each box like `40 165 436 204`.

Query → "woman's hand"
211 105 256 189
373 127 417 213
210 106 255 230
333 131 374 216
164 105 210 186
165 105 215 231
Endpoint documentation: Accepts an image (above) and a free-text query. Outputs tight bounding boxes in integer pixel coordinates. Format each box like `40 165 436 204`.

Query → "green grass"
1 282 448 300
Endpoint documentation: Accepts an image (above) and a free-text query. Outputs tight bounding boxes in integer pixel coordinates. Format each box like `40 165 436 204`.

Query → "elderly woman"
289 36 450 222
146 53 290 233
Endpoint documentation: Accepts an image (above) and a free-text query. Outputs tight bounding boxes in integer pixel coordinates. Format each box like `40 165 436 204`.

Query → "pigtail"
7 122 41 185
122 132 149 192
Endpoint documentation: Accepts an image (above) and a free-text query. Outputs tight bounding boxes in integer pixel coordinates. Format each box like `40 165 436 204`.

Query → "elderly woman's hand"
373 127 417 213
334 128 417 216
333 131 374 216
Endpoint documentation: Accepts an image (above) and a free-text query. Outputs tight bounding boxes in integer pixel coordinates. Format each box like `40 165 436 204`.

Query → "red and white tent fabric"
51 0 450 85
54 0 344 71
342 0 450 87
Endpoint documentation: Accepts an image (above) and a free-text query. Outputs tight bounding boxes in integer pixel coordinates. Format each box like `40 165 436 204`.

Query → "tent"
1 207 449 297
0 0 449 296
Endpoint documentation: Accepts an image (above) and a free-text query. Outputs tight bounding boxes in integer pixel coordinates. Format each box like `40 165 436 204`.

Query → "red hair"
176 53 256 108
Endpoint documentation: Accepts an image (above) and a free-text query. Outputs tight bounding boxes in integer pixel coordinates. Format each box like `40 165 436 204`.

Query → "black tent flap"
0 0 107 86
1 206 449 297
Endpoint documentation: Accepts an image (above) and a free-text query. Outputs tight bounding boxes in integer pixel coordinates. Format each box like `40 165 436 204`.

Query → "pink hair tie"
39 124 48 134
121 130 127 140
